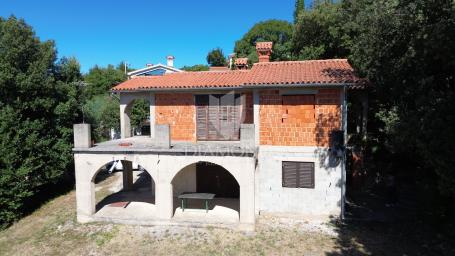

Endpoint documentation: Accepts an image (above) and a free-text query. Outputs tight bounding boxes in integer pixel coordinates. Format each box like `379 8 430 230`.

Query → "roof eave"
110 82 354 93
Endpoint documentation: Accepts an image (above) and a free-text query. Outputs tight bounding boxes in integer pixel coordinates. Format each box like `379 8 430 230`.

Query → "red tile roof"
112 59 363 91
209 66 230 71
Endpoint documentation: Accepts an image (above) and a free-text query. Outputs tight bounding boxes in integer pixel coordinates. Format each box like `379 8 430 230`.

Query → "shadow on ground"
326 186 455 256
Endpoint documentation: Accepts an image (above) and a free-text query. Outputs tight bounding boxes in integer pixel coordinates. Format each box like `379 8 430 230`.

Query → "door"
195 94 241 141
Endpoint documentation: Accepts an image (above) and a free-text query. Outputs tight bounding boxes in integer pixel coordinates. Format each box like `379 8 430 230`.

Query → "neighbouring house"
127 55 182 78
73 42 365 230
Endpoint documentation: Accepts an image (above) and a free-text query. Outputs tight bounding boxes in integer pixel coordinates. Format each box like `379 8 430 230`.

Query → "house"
72 42 364 230
126 55 182 78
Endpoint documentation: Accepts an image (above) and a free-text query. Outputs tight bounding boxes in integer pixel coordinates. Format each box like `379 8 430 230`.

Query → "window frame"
282 161 315 189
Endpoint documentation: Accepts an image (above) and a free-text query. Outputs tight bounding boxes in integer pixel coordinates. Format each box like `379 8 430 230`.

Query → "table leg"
181 199 184 212
205 200 208 213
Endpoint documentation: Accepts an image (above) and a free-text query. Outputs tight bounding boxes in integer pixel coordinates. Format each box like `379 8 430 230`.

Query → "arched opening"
171 161 240 223
125 98 151 136
92 160 156 219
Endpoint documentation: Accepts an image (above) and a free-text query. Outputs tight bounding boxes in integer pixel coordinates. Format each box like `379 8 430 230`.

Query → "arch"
119 91 155 139
91 159 156 219
169 160 241 223
89 159 157 185
171 161 241 186
166 158 243 187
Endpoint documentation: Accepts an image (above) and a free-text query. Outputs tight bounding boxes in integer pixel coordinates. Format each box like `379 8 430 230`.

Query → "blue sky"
0 0 307 73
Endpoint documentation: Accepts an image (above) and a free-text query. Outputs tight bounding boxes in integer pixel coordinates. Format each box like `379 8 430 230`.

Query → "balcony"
73 124 256 157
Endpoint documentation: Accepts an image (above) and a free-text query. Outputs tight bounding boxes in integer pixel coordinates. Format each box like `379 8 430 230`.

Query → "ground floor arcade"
74 151 256 230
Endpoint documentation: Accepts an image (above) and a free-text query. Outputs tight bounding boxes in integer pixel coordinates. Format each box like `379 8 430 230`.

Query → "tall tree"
292 2 349 60
206 48 226 67
294 0 305 23
234 20 293 63
346 0 455 197
0 16 82 227
83 64 126 99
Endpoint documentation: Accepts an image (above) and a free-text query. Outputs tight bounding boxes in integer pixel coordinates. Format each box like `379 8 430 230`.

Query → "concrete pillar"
240 124 255 148
120 103 132 139
121 160 134 191
149 93 156 139
155 182 173 220
74 155 96 223
239 178 255 226
253 90 260 146
73 124 92 148
155 124 170 148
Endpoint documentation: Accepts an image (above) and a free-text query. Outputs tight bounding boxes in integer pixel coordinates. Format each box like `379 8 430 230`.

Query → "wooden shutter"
196 94 241 141
282 161 315 188
196 95 209 140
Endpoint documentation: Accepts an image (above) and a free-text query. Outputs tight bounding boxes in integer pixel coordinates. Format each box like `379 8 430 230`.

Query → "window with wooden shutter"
282 161 315 188
195 94 241 141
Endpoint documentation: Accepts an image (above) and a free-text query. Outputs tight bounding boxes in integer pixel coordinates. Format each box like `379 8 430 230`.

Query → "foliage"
181 64 210 71
294 0 305 23
234 20 293 63
206 48 226 67
83 64 126 99
0 16 82 227
292 2 350 60
346 0 455 196
130 99 149 132
83 95 119 142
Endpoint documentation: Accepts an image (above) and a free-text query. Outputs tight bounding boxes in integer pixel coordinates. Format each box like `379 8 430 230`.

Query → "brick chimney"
234 58 248 70
256 42 273 63
166 55 175 67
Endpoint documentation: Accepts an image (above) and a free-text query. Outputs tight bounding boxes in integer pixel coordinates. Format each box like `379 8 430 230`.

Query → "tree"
83 64 126 99
206 48 226 67
130 99 149 134
0 16 82 227
83 95 119 142
181 64 209 72
346 0 455 197
292 2 349 60
234 20 293 63
294 0 305 23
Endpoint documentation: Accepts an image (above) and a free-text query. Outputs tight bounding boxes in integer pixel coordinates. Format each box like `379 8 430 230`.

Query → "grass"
0 188 341 256
1 176 453 255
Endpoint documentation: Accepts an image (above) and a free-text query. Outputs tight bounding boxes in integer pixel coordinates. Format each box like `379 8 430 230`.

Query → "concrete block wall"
172 163 196 196
255 146 342 219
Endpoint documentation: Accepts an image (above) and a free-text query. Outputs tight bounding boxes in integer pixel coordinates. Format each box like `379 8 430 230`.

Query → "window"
282 161 315 188
195 94 241 141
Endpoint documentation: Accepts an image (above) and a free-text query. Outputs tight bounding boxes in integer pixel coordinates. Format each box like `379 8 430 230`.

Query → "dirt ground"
1 173 454 256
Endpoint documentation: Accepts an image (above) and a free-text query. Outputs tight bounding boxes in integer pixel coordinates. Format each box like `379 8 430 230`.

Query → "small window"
282 161 315 188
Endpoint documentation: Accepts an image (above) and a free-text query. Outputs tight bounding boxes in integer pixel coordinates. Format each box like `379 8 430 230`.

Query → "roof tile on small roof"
234 58 248 65
256 42 273 51
112 59 363 91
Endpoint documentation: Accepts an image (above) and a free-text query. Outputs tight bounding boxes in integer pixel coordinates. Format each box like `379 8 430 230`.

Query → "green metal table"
178 192 215 213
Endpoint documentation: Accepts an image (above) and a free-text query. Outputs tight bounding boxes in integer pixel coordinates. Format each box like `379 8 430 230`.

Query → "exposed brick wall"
155 93 195 141
259 89 341 146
